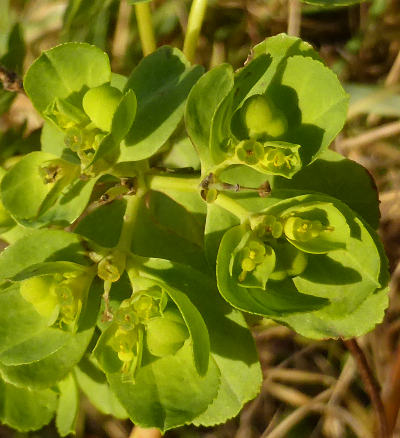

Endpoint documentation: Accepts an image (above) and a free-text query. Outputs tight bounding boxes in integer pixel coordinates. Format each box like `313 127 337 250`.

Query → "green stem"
213 193 249 223
183 0 208 63
146 173 200 192
135 2 156 56
117 189 146 253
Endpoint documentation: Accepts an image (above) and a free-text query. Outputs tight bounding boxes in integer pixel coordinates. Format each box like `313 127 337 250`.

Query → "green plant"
0 32 388 435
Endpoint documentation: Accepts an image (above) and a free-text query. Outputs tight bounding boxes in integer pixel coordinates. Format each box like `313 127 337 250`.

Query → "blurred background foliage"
1 0 400 437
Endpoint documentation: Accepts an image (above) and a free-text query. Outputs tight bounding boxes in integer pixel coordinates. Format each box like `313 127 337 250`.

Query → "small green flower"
238 239 269 283
250 214 283 239
261 147 298 171
284 216 333 242
110 325 139 364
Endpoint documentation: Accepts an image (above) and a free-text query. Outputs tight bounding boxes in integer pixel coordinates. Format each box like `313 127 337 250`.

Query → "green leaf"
74 357 128 419
41 122 80 163
0 229 90 280
278 286 388 339
217 225 328 316
210 34 346 171
1 151 67 221
10 261 89 282
137 259 262 426
24 42 111 114
0 284 49 355
137 270 211 376
28 177 99 228
89 89 137 171
0 327 93 389
120 46 203 161
272 149 380 229
130 192 209 272
56 373 79 437
185 64 234 172
0 376 57 432
75 199 126 248
252 33 321 67
267 55 348 164
95 269 211 377
107 343 220 432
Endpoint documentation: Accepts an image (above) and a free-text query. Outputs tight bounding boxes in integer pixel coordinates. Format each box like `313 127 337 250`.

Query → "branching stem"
343 338 389 438
146 173 200 192
117 189 146 254
213 193 249 223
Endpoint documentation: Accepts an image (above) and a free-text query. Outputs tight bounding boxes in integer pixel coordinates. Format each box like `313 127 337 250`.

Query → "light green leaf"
185 64 234 172
28 176 99 227
56 373 79 437
1 151 66 221
217 225 328 316
41 122 80 163
11 261 89 282
24 42 111 114
90 89 137 170
134 268 211 376
279 286 388 339
0 328 93 389
0 284 49 355
0 229 90 280
74 357 128 419
272 149 380 229
108 343 220 432
120 46 203 161
137 259 262 426
267 55 348 164
0 376 57 432
130 192 209 272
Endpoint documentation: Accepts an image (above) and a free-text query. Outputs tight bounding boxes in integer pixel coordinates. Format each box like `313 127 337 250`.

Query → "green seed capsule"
241 94 287 140
146 309 189 357
236 139 264 165
82 84 123 132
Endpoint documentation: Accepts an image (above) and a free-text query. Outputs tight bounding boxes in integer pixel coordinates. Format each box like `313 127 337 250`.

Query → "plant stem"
287 0 301 37
146 173 200 192
343 338 389 438
117 190 145 254
135 2 156 56
213 193 249 223
129 425 162 438
183 0 208 63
